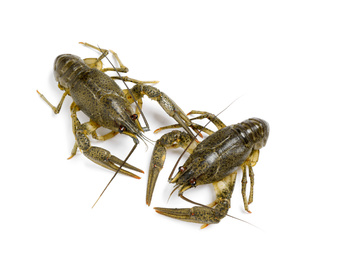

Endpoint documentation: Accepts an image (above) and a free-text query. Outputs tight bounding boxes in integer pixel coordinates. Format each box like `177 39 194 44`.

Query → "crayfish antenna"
138 132 154 152
92 142 138 208
167 185 180 203
226 214 262 230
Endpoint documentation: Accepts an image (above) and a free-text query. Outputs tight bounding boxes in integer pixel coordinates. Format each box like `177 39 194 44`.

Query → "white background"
1 1 336 259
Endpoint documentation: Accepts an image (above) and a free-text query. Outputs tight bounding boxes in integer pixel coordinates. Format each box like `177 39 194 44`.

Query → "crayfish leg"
187 110 227 130
36 88 69 114
241 165 252 213
240 149 260 212
79 42 129 73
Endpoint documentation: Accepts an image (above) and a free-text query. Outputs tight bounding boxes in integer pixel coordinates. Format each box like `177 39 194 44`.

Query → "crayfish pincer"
37 43 196 201
146 111 269 228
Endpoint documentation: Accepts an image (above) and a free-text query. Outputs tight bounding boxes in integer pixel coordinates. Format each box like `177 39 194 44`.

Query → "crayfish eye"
130 114 138 120
189 178 197 187
178 166 186 172
119 125 127 133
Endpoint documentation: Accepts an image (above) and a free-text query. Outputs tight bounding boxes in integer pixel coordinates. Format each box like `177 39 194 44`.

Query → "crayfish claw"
154 206 222 226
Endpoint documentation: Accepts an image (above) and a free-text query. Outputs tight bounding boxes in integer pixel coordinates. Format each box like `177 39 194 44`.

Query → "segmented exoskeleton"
37 43 196 205
147 111 269 228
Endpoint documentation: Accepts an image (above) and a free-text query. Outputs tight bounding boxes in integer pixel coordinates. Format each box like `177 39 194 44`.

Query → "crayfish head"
169 155 210 196
105 95 149 143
